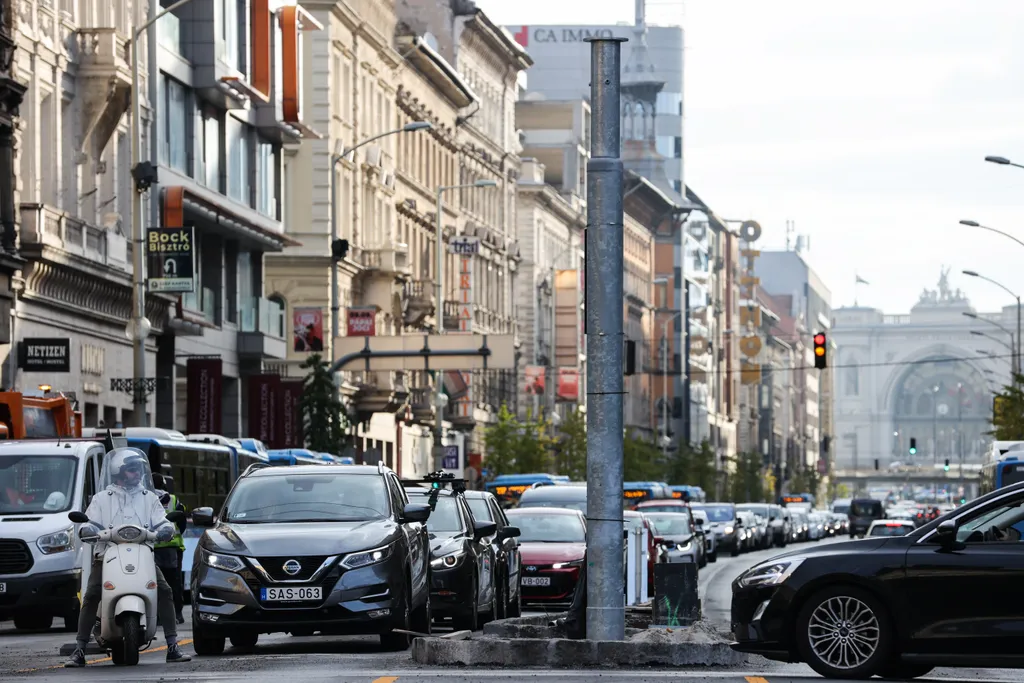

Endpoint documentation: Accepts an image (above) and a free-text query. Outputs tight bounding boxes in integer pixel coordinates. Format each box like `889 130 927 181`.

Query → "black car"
848 498 884 537
464 490 523 618
731 480 1024 679
189 463 432 653
692 503 741 556
403 478 499 631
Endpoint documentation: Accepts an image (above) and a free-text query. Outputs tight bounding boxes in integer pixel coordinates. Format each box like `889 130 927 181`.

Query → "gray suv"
189 463 433 653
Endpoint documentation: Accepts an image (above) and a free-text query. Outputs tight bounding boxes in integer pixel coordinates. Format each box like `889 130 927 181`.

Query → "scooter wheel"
111 615 142 666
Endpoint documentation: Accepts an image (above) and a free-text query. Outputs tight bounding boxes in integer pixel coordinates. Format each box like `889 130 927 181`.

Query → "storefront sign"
19 338 70 372
278 380 304 449
454 255 473 333
448 236 480 256
146 225 195 293
186 358 222 434
511 26 615 47
524 365 545 395
346 307 376 337
441 445 459 470
556 367 580 403
293 307 324 352
739 221 763 385
248 374 281 446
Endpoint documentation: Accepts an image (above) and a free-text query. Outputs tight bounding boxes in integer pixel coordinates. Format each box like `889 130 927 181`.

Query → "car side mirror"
935 519 963 551
497 525 521 540
192 507 216 528
735 518 743 527
474 520 497 540
68 511 89 524
166 510 186 524
694 518 703 526
401 503 431 524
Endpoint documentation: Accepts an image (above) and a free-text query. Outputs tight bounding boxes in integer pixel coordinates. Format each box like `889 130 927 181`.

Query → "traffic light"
909 438 917 455
874 459 879 470
813 332 827 369
624 340 636 376
944 459 950 472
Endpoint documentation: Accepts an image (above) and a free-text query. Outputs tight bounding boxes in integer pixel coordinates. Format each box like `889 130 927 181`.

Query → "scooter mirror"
68 511 89 523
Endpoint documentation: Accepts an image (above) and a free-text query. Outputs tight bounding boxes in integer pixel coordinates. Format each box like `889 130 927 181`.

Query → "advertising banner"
346 307 377 337
556 367 580 403
293 307 325 352
278 380 304 449
186 358 222 435
146 226 195 293
524 365 546 395
247 374 281 446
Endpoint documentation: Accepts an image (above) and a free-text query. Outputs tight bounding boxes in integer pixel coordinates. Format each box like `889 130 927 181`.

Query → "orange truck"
0 392 82 439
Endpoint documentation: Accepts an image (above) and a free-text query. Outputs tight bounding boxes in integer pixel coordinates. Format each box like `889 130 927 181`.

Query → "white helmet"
100 447 154 491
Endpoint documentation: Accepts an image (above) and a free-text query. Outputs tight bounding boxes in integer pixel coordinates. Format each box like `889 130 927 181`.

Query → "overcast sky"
475 0 1024 315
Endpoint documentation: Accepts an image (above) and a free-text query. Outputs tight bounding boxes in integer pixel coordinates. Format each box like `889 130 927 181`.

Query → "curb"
411 636 749 668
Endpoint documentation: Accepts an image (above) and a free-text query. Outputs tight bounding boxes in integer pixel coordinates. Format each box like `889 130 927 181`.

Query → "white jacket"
82 484 173 558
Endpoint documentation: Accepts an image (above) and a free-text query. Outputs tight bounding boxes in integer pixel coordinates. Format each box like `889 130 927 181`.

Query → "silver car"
690 509 718 561
644 512 701 565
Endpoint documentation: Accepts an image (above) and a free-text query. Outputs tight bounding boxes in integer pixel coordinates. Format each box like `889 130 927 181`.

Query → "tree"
991 374 1024 440
516 415 554 473
729 452 766 503
298 353 348 453
690 440 718 496
483 404 521 479
555 409 587 480
623 430 666 481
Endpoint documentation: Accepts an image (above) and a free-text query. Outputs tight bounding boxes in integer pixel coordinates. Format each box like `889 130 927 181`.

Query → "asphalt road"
0 536 1019 682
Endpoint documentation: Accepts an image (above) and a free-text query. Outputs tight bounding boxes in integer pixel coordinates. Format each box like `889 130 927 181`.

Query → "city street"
0 539 1019 682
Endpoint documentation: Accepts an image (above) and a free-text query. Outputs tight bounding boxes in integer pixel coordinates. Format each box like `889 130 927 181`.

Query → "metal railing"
19 203 126 268
239 296 285 338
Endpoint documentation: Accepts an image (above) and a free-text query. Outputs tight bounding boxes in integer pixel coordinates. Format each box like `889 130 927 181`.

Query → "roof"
520 486 586 500
396 35 477 109
462 489 493 499
250 464 380 477
0 441 101 455
506 506 583 516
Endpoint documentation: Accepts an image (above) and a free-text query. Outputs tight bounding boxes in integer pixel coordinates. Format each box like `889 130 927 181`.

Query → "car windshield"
466 497 493 522
0 455 78 513
646 513 692 536
869 524 911 537
509 513 585 543
623 514 645 532
738 504 769 518
637 504 686 513
694 504 735 522
518 499 588 514
851 501 883 517
407 492 465 533
223 473 389 522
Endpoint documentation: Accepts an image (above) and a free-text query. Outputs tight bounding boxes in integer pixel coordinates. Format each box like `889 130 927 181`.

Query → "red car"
505 507 586 608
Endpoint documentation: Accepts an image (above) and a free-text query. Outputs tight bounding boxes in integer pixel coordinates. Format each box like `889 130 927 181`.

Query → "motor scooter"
68 510 184 666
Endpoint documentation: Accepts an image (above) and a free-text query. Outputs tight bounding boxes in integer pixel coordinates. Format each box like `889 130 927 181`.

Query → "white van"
0 440 104 631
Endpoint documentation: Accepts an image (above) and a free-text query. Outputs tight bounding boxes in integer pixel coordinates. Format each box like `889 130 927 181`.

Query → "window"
222 0 239 70
845 363 859 396
256 138 277 218
227 116 251 205
165 77 189 173
201 106 221 190
83 457 96 509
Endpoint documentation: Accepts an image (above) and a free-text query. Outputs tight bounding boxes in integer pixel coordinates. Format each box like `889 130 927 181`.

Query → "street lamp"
984 155 1024 170
958 220 1024 250
652 275 683 457
329 121 432 349
432 179 498 470
962 269 1021 375
969 329 1016 358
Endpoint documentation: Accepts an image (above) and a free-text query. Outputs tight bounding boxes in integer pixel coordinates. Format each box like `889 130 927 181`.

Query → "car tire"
14 614 53 631
494 578 507 621
708 550 717 563
380 582 413 651
877 662 934 679
411 585 432 636
192 612 226 656
230 633 258 650
796 585 893 680
452 576 479 632
730 544 740 557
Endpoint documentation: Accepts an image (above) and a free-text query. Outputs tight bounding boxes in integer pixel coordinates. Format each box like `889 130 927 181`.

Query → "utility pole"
584 36 627 643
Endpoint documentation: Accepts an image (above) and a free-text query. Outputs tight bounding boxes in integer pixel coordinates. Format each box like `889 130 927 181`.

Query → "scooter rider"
64 448 192 667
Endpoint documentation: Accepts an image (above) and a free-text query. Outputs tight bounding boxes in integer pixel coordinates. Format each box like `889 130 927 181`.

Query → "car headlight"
37 526 74 554
738 557 806 588
676 541 692 552
430 550 466 569
724 526 734 534
341 543 394 570
201 549 246 573
552 559 584 569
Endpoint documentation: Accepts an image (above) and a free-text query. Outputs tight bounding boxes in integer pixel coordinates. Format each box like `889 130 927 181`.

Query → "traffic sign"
442 445 459 470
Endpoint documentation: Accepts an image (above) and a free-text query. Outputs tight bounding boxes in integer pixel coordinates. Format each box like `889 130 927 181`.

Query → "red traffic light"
814 333 826 345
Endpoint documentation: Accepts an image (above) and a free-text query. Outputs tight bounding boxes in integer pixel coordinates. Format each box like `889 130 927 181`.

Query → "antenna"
785 220 794 251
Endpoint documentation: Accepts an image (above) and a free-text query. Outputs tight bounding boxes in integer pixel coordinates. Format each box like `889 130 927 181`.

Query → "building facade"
9 0 172 427
832 274 1010 478
0 0 23 350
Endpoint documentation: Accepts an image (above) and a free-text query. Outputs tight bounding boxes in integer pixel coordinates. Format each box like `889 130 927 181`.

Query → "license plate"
521 576 551 587
0 583 5 593
260 586 321 602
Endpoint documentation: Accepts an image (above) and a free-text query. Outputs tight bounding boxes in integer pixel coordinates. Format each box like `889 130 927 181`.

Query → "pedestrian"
65 448 191 667
153 473 187 625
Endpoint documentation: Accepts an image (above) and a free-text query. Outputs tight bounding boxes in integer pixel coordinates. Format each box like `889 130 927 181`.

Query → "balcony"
74 29 132 160
359 244 411 278
19 204 130 274
349 370 409 424
402 279 435 330
238 297 287 360
408 384 437 425
444 369 517 429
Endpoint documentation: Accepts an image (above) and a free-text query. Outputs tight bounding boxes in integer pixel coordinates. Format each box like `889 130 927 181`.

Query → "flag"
856 274 870 285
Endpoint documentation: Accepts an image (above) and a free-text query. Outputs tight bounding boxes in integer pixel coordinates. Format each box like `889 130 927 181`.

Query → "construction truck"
0 391 82 439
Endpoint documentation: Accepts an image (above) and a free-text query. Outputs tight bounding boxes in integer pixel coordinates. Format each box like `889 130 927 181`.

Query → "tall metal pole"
433 187 446 470
662 326 668 453
1016 296 1021 378
129 13 147 427
584 36 627 643
549 263 557 420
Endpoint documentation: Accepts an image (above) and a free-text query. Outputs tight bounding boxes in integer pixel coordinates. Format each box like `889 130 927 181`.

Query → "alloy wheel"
807 595 881 670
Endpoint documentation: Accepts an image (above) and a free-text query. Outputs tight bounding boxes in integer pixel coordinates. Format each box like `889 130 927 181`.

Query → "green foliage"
555 409 588 480
728 452 767 503
689 440 718 494
298 354 348 453
991 374 1024 440
517 415 555 473
483 404 555 477
623 430 666 481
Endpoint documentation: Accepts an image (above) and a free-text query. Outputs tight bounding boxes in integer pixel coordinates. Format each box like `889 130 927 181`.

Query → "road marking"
372 678 399 683
745 677 769 683
14 638 193 674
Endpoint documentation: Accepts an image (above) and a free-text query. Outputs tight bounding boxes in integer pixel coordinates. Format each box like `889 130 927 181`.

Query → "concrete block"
549 638 598 665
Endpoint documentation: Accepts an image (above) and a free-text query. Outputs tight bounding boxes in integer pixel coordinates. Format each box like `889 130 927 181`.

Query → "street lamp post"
970 330 1016 364
962 269 1021 376
659 311 683 455
329 122 432 359
432 179 498 470
984 155 1024 170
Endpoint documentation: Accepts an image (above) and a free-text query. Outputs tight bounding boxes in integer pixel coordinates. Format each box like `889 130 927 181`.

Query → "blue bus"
266 449 331 466
780 493 816 507
485 473 571 506
623 481 674 507
980 455 1024 495
670 485 707 503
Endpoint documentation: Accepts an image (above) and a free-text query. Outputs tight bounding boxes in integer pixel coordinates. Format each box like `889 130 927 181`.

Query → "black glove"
160 492 171 506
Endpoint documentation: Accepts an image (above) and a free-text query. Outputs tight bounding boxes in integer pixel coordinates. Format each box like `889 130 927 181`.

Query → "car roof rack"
241 462 273 477
403 471 467 493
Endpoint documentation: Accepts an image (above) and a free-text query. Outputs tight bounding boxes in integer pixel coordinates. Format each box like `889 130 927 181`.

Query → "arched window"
844 359 859 396
267 294 287 339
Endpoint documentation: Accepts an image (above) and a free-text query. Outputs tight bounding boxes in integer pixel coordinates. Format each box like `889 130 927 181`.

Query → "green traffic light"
944 465 950 472
909 447 917 454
